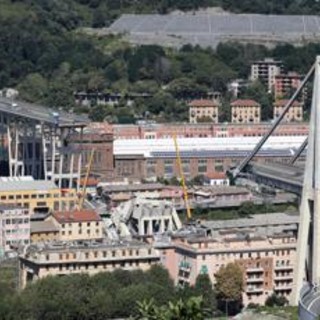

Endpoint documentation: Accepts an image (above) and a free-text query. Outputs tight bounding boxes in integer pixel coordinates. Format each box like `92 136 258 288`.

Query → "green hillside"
0 0 319 123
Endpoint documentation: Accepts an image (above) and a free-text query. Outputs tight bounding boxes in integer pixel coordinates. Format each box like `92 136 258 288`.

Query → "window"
181 159 190 174
87 222 91 227
198 159 207 173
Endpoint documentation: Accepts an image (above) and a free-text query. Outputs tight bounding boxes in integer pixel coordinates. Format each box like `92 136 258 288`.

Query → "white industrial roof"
0 176 58 192
114 135 307 156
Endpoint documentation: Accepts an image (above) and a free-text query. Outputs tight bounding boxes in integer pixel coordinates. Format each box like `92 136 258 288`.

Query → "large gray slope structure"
106 13 320 48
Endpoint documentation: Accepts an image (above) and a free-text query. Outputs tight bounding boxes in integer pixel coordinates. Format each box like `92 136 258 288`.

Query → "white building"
251 58 283 92
0 205 30 257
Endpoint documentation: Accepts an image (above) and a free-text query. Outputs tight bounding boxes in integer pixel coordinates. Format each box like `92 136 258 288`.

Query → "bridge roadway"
246 162 304 195
175 193 297 210
0 97 88 127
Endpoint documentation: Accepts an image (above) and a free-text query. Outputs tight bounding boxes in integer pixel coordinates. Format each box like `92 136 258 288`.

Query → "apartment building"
274 72 304 99
0 205 30 256
0 177 76 214
48 210 104 241
19 239 160 288
273 100 303 122
157 213 299 305
231 99 261 124
251 58 283 92
189 99 219 124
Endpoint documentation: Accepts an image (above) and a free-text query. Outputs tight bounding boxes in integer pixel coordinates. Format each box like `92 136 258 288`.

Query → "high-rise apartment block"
274 72 304 99
251 58 283 92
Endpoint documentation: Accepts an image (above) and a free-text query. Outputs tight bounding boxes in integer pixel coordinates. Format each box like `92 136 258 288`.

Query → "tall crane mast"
79 149 95 210
173 134 192 220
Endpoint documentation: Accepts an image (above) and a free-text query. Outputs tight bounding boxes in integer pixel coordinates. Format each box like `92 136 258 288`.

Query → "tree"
238 201 256 217
265 292 288 307
194 274 217 313
215 263 244 315
136 296 208 320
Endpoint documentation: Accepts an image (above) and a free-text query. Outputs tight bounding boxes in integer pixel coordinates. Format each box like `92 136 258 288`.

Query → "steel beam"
232 64 315 178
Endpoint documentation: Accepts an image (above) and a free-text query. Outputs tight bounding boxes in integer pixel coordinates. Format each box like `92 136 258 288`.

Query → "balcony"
179 261 191 272
274 274 293 281
274 264 294 271
246 286 264 293
246 277 264 283
274 284 292 291
247 267 264 273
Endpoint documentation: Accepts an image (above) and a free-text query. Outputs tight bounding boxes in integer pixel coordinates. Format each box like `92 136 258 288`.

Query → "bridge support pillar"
292 56 320 306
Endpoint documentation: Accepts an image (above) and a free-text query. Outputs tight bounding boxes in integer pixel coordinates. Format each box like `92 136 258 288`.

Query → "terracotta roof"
189 99 220 107
230 99 260 107
206 172 227 180
274 99 302 107
79 177 99 186
52 210 101 223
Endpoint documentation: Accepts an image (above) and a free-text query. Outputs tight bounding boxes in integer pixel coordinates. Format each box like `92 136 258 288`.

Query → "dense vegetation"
1 0 320 123
0 265 220 319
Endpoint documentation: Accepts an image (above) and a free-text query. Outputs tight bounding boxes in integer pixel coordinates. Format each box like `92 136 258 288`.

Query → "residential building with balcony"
251 58 283 92
0 205 30 256
189 99 220 124
156 213 299 305
274 72 305 100
19 239 160 288
273 100 303 122
231 99 261 124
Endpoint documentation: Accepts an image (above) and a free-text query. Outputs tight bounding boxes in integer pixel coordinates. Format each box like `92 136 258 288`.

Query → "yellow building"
0 177 77 214
273 99 303 122
189 99 220 124
231 99 261 124
49 210 104 241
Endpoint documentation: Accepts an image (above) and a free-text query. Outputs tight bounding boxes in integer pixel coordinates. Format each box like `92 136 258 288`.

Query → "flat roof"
202 213 299 230
0 177 58 192
24 239 153 254
0 97 88 127
114 135 307 157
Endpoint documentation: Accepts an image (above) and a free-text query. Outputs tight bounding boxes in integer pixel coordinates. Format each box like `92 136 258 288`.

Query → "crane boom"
79 149 95 209
173 134 192 220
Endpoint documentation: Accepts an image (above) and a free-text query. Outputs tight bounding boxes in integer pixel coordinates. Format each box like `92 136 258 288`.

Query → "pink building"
156 213 299 305
0 205 30 256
